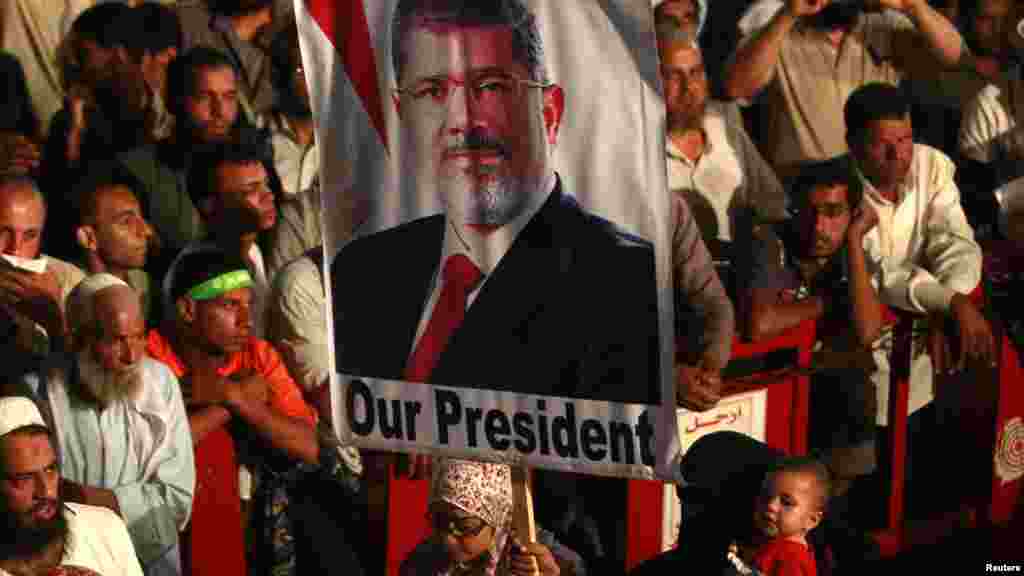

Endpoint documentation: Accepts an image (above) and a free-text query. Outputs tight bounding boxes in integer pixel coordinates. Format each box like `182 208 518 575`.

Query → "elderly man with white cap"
0 395 145 576
19 274 194 576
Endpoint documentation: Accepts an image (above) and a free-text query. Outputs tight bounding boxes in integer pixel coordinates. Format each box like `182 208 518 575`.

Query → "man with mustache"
19 274 194 576
844 82 992 521
331 0 663 570
333 0 659 425
73 162 157 322
0 396 145 576
724 0 965 183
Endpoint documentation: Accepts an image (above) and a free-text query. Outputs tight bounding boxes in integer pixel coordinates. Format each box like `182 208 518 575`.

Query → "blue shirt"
25 354 195 575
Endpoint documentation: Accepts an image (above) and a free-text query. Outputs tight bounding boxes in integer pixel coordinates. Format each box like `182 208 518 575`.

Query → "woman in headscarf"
400 459 584 576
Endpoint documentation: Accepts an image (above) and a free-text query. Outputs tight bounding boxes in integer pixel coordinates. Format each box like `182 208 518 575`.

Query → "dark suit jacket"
332 178 661 405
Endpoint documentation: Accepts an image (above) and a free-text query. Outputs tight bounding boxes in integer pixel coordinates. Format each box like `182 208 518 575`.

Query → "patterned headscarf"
430 459 513 530
430 458 514 576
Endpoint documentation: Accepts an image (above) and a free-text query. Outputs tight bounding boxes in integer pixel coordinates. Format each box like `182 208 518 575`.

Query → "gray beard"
76 351 143 408
452 175 528 227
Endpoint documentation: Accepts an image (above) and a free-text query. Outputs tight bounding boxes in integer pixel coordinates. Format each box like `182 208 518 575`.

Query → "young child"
741 456 830 576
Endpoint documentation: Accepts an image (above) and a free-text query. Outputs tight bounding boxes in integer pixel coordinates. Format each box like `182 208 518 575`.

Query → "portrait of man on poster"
330 0 661 406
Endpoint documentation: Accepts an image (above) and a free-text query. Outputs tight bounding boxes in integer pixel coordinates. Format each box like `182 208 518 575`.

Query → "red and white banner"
297 0 680 481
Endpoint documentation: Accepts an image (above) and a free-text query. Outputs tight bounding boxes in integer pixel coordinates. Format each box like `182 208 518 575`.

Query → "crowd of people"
0 0 1020 574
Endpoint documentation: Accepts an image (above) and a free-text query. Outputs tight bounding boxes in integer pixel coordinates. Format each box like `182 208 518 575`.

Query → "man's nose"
33 472 54 499
893 147 911 165
887 144 906 161
122 341 143 366
445 84 473 133
10 234 28 256
211 96 224 119
237 305 252 330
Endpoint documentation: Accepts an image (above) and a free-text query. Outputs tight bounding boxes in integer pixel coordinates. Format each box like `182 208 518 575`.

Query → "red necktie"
404 254 483 382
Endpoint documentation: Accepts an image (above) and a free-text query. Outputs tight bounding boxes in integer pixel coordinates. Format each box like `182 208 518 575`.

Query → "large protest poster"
296 0 679 481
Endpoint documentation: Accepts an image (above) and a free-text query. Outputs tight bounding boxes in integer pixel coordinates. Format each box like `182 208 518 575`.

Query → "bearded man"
20 274 194 576
0 395 145 576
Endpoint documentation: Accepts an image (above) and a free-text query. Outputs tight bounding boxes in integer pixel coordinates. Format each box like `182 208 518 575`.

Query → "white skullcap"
66 273 131 336
0 396 48 438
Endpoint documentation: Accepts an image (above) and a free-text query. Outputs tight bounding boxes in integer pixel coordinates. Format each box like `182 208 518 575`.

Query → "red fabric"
185 427 245 576
146 330 317 424
304 0 388 149
753 539 817 576
146 329 317 576
404 254 483 382
147 330 246 576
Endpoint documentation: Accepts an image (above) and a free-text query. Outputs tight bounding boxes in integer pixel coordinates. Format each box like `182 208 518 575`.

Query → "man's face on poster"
396 20 564 229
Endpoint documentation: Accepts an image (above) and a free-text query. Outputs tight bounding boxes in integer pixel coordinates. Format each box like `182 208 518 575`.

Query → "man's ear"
76 226 97 252
541 84 565 146
176 296 196 324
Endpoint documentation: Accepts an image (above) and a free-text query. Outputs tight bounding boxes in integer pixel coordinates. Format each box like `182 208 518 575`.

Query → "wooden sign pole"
510 465 537 544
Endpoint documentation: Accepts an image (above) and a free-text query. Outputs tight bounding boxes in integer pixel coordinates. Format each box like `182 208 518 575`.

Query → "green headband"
187 269 253 301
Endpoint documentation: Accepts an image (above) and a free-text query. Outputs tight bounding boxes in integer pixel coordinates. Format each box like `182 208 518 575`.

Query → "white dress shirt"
27 356 195 573
409 174 554 358
0 503 146 576
859 144 982 315
858 144 982 424
666 100 787 243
